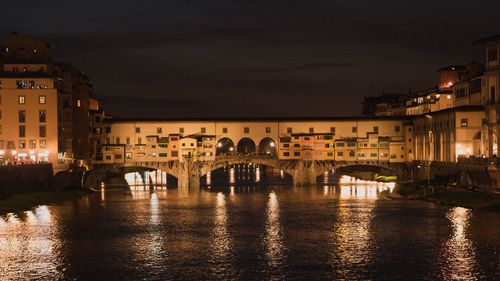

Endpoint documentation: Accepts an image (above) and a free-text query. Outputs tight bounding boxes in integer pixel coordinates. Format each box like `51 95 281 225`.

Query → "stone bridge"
85 155 407 189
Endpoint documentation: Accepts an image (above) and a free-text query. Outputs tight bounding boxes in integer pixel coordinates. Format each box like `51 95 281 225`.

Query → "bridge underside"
86 156 407 189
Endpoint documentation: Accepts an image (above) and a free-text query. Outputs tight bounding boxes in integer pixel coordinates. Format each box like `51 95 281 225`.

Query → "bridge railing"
457 156 500 165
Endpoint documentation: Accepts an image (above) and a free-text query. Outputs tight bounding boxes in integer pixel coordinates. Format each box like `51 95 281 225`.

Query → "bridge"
85 155 407 189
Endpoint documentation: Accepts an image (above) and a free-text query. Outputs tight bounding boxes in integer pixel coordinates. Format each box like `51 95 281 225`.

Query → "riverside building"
0 32 99 166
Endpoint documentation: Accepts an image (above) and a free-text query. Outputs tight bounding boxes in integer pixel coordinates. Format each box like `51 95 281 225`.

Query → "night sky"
2 0 500 118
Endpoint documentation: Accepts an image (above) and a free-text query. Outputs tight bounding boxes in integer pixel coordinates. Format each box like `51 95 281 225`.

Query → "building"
96 118 412 165
0 32 99 166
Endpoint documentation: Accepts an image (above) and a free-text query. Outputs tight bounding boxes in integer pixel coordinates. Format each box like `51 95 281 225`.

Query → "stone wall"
0 164 54 199
0 164 86 199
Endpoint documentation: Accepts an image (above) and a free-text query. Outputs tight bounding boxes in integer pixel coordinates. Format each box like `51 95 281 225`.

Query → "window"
408 138 412 142
39 125 46 137
461 118 468 127
489 48 498 61
370 143 377 147
19 140 26 149
244 127 250 133
287 127 292 134
293 152 300 157
293 143 300 147
327 152 333 157
126 137 130 145
347 142 356 147
137 137 142 144
370 153 377 157
29 140 36 149
373 126 379 133
19 125 26 137
105 127 111 134
330 127 336 134
336 142 345 147
349 151 355 157
126 152 133 159
201 127 206 134
265 127 271 133
159 153 168 157
39 110 46 123
309 127 314 133
223 127 228 134
157 127 162 134
116 137 120 145
491 86 496 103
18 96 25 104
135 127 140 133
179 127 184 134
395 125 401 132
77 99 81 108
16 80 28 89
283 152 290 157
352 126 357 133
28 80 35 89
39 140 46 148
39 95 46 104
337 152 344 156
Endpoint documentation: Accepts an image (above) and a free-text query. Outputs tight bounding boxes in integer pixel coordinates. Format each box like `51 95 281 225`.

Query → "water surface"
1 185 500 280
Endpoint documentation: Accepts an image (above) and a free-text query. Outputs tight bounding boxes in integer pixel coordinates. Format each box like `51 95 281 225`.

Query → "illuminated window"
283 152 290 157
39 95 46 104
19 140 26 149
461 118 468 127
330 127 335 133
337 152 344 156
265 127 271 133
18 95 25 104
77 99 81 107
39 140 46 148
126 137 130 145
293 152 300 157
157 127 162 134
29 140 36 149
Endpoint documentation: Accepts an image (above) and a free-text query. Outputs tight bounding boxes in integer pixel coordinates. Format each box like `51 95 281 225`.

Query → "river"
1 185 500 280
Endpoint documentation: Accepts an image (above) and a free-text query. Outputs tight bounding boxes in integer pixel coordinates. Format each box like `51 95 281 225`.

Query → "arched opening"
201 163 292 187
216 137 235 156
102 166 177 189
492 133 498 157
237 138 256 155
258 137 277 156
320 165 396 184
473 131 481 156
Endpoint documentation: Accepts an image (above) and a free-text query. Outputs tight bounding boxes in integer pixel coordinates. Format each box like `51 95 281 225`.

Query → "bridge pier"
293 161 317 186
177 159 201 191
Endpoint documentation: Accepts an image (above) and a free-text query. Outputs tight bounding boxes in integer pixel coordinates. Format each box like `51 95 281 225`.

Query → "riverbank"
0 188 92 215
392 181 500 213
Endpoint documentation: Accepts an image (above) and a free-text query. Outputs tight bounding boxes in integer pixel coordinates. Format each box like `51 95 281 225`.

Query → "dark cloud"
2 0 500 117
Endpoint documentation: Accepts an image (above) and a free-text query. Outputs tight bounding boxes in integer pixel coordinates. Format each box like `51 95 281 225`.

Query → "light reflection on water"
0 206 63 280
331 185 376 279
263 191 287 274
0 186 499 280
442 207 480 281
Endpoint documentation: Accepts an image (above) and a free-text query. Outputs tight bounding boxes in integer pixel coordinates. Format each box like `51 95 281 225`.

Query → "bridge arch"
216 137 235 156
258 137 277 156
237 138 256 155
